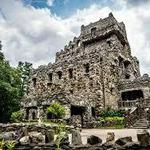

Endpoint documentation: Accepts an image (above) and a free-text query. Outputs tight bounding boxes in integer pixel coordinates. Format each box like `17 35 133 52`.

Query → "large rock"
137 129 150 146
28 132 45 144
115 136 132 146
19 136 30 144
87 135 102 145
0 132 16 141
71 129 82 145
106 132 115 143
45 129 55 143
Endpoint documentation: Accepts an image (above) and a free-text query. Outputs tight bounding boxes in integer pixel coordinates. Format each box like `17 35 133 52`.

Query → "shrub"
47 102 65 119
97 116 124 127
10 111 23 122
98 107 123 118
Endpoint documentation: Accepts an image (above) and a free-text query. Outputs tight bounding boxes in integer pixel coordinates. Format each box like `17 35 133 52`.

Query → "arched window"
48 73 53 82
57 71 62 79
91 27 96 36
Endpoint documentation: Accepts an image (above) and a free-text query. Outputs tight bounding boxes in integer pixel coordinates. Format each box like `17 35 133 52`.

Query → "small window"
125 74 130 79
84 63 90 73
57 71 62 79
68 68 73 79
124 60 130 69
107 40 111 47
69 89 73 94
118 56 123 67
91 27 96 35
48 73 53 82
32 78 36 87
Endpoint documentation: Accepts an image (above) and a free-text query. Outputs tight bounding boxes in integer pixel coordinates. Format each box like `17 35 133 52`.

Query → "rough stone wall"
22 13 141 120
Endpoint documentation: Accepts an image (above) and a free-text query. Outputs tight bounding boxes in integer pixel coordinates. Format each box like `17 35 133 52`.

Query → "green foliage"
47 102 65 119
11 111 23 123
17 61 32 96
5 140 16 150
0 140 5 150
55 123 67 150
98 107 123 118
0 58 22 122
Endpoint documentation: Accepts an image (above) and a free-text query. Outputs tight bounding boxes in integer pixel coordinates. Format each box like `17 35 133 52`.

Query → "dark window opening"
69 89 73 94
32 112 36 120
47 82 52 87
32 78 36 87
118 56 123 67
124 60 130 69
100 57 103 63
57 71 62 79
25 108 29 120
91 27 96 36
121 90 144 101
68 68 73 79
92 107 96 118
48 73 53 82
107 40 111 47
125 74 130 79
84 63 90 73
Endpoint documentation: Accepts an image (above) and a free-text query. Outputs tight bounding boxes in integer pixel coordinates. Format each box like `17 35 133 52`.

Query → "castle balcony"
118 99 141 109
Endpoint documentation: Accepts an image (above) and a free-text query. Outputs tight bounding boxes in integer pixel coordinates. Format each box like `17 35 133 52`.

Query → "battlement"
55 13 128 63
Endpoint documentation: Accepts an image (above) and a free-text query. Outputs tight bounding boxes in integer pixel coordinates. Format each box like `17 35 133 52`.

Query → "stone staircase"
133 118 149 129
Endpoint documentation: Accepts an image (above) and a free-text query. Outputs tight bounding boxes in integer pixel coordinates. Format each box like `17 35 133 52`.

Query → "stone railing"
118 99 141 108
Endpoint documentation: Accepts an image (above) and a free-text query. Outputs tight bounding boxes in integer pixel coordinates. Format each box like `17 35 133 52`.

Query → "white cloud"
0 0 150 75
47 0 55 6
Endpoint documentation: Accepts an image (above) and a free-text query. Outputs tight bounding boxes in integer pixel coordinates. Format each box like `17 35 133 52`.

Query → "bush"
98 107 123 118
97 116 124 127
47 102 65 119
10 111 23 122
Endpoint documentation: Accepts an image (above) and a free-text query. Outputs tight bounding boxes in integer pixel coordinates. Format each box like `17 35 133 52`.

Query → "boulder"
28 132 45 144
87 135 102 145
19 136 30 144
45 129 55 143
137 129 150 146
115 136 132 146
0 132 16 141
106 132 115 143
71 129 82 145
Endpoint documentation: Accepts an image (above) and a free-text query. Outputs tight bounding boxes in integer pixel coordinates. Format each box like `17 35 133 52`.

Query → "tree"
0 43 22 122
17 61 32 97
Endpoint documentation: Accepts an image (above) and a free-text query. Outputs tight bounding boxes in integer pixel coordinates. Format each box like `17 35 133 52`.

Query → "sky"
0 0 150 75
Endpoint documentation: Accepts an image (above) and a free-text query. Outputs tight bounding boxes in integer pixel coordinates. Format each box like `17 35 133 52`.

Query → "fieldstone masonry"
21 13 150 125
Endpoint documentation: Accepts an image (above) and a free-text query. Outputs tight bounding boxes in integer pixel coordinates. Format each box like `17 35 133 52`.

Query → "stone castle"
21 13 150 124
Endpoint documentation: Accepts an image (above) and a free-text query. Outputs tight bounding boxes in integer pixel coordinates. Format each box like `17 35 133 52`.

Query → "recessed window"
57 71 62 79
125 74 130 79
68 68 73 79
84 63 90 73
91 27 96 35
32 78 36 87
48 73 53 82
107 40 111 47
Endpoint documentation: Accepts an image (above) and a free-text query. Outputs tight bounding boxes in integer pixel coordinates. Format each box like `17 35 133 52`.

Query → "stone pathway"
81 128 150 144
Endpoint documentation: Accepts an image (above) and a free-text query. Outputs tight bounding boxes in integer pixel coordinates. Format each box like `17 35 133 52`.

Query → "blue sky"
0 0 150 74
23 0 120 17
